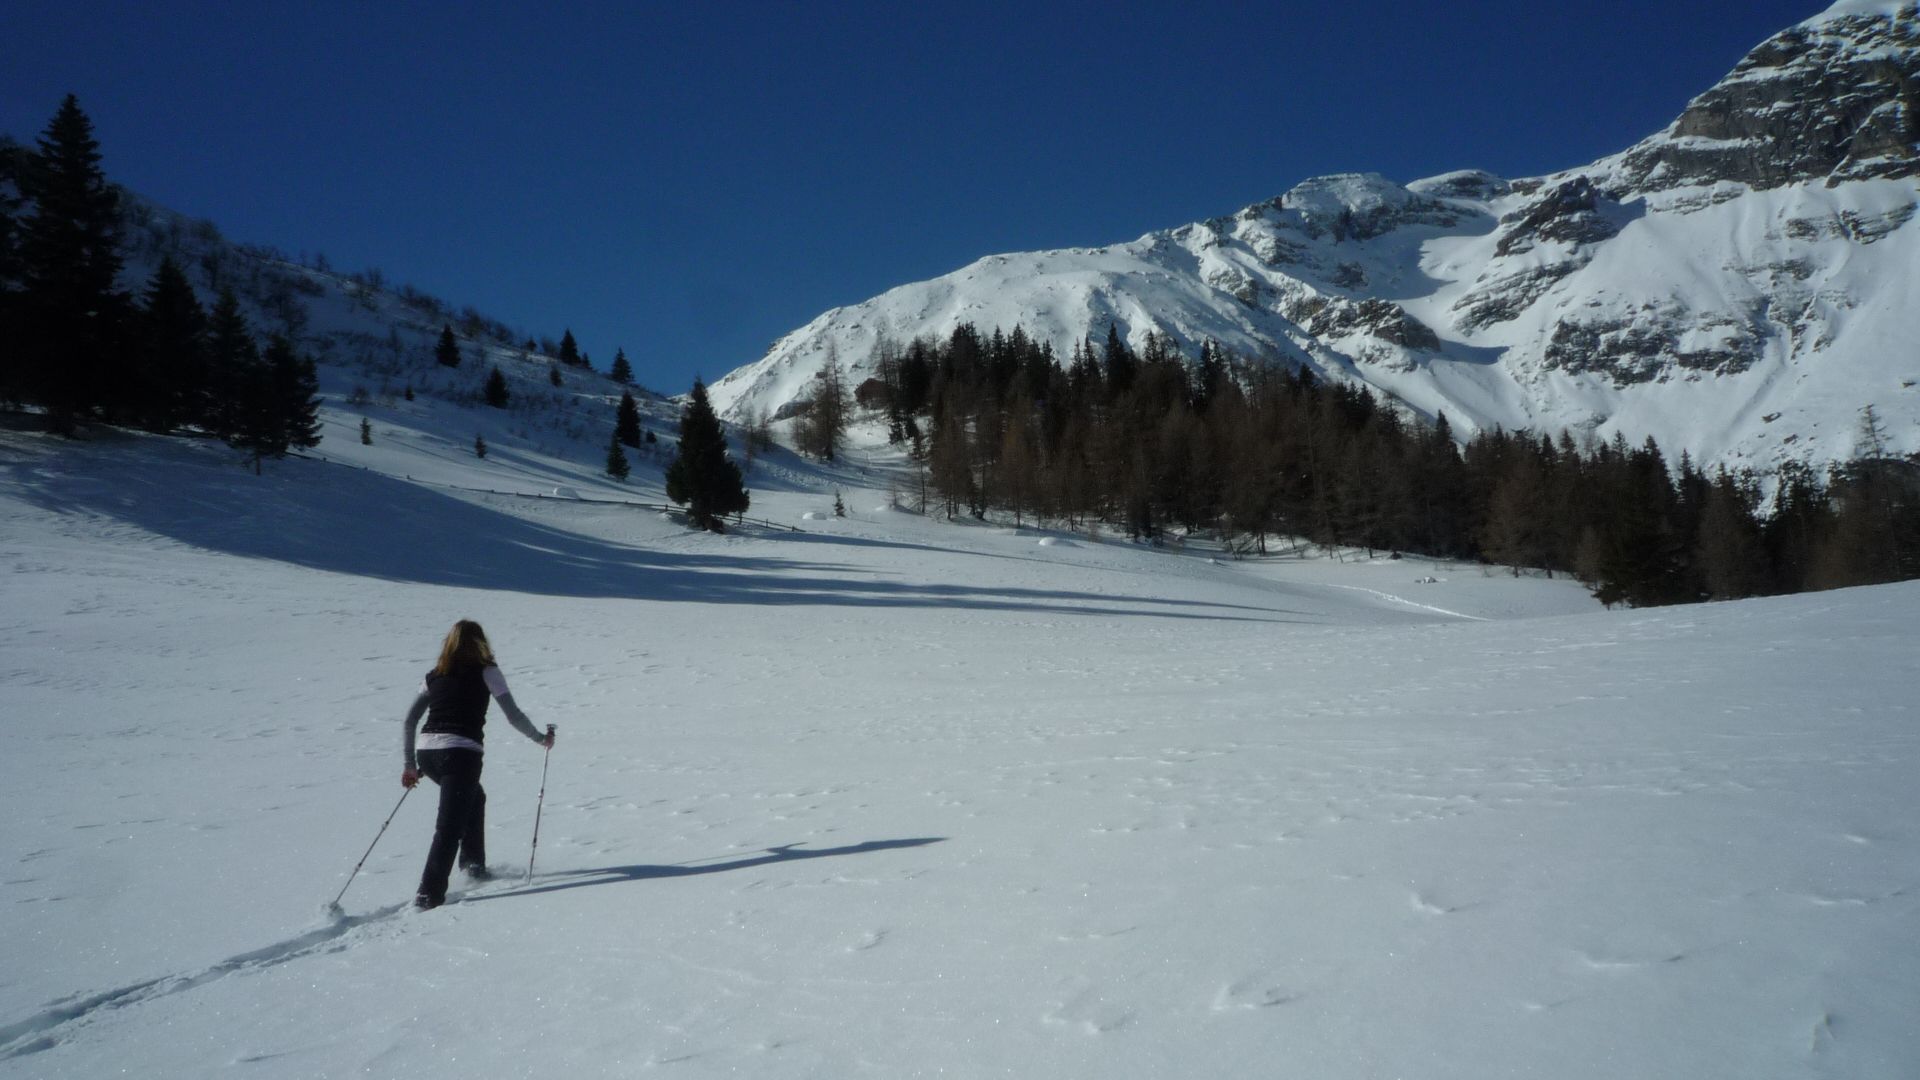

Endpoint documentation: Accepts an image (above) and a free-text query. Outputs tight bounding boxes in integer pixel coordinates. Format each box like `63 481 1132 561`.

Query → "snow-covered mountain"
709 0 1920 471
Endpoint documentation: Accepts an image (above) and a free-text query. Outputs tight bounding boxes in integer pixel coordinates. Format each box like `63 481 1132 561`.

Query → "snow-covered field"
2 412 1916 1079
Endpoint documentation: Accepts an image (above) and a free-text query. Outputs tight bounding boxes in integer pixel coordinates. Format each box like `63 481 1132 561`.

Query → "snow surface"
3 394 1917 1078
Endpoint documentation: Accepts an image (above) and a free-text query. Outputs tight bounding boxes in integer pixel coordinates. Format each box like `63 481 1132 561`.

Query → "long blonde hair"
433 619 497 675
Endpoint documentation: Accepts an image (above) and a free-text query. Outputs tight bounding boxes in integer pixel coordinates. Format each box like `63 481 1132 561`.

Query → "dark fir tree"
483 365 510 407
224 335 320 474
1101 325 1136 399
474 433 487 459
203 288 258 440
222 355 274 473
136 257 208 433
14 95 128 431
1693 468 1769 600
609 347 634 384
548 365 562 387
360 417 372 445
605 430 630 480
435 325 461 368
665 378 749 530
615 390 642 447
558 329 582 367
0 137 22 397
267 335 322 455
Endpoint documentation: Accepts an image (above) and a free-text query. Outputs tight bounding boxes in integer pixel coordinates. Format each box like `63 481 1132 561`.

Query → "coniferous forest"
844 322 1919 606
0 97 321 471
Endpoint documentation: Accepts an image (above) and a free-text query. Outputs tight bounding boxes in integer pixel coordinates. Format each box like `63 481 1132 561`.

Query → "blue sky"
3 1 1819 392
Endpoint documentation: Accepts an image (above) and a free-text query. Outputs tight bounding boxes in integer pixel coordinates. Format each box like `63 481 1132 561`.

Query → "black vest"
421 665 492 744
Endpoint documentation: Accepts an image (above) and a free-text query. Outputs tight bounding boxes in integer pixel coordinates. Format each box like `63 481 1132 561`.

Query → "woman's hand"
402 765 420 789
541 724 556 750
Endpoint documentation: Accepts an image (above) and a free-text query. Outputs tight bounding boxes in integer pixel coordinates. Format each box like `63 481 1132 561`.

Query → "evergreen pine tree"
1482 450 1554 575
833 490 846 517
435 325 461 368
0 136 20 289
609 348 633 384
1694 468 1769 599
272 336 322 453
1101 325 1136 398
605 430 630 480
1587 438 1691 606
548 365 562 387
15 95 128 431
224 335 320 474
558 329 582 367
474 434 487 458
615 390 642 447
483 365 510 407
203 288 258 440
361 417 373 445
664 378 749 530
0 138 22 402
136 257 209 432
403 383 415 401
222 356 274 474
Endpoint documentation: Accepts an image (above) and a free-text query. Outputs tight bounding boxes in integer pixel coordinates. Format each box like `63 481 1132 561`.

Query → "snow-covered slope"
113 189 670 471
3 381 1917 1078
2 11 1916 1072
710 1 1920 471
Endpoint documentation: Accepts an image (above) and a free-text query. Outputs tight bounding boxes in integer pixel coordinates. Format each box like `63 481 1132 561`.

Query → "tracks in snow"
0 903 407 1060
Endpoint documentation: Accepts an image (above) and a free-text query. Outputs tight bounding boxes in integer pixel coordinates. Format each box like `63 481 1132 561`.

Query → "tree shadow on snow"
466 838 948 903
2 444 1311 622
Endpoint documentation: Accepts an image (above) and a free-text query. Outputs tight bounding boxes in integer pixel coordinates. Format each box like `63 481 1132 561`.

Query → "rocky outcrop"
1543 311 1763 386
1451 264 1579 331
1615 3 1920 192
1494 177 1622 256
1409 170 1513 202
1781 200 1917 243
1257 173 1473 244
1294 296 1441 352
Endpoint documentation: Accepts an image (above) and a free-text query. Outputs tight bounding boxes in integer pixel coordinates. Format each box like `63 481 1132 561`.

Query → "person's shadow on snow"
466 838 946 902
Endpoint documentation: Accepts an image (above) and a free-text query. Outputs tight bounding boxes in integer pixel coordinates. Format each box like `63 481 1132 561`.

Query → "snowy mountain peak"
1607 2 1919 193
1807 0 1914 25
710 6 1920 473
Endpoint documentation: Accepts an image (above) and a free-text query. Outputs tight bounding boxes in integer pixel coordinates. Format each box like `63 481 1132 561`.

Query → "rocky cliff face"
711 2 1920 471
1611 2 1920 192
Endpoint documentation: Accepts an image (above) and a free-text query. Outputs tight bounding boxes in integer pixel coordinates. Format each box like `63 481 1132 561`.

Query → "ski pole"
328 785 412 913
526 725 556 884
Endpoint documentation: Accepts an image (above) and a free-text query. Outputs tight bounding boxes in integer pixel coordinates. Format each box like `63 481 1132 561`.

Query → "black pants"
416 747 486 905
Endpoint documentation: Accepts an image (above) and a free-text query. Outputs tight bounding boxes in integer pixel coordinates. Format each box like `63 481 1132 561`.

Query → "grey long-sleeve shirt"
402 665 544 768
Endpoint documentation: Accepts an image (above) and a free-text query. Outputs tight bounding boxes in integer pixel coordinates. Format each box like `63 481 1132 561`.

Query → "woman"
401 619 554 909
